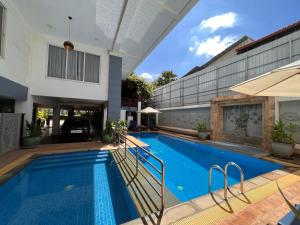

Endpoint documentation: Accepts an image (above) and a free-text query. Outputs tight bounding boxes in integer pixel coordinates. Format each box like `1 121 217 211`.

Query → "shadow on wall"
158 107 210 130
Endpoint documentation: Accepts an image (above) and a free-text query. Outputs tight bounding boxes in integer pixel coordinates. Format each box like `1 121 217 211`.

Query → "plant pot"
198 132 209 140
271 142 294 158
21 136 40 149
103 134 113 143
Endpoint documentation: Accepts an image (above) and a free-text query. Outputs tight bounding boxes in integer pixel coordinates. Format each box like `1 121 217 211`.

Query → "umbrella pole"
148 114 150 129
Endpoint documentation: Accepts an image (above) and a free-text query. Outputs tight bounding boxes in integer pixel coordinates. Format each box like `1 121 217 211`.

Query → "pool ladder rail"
208 162 244 200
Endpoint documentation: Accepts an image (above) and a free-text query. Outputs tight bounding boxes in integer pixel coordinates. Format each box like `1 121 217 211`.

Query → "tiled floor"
217 180 300 225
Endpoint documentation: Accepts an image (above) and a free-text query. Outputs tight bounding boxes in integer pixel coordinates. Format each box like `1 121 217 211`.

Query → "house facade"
0 0 198 153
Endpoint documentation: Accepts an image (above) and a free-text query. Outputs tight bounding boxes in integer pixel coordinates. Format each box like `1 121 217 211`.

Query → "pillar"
137 100 141 126
103 104 108 131
15 95 33 124
107 55 122 121
52 105 61 135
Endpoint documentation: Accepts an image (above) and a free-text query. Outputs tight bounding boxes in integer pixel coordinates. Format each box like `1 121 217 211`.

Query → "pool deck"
1 132 300 225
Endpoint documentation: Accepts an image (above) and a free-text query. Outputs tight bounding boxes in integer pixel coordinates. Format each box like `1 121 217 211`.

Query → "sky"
135 0 300 82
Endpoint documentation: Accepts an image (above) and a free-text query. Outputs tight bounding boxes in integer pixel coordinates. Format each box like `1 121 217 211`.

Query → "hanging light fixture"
63 16 74 51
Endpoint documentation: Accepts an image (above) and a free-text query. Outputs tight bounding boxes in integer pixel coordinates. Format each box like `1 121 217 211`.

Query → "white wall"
30 33 109 101
0 0 32 86
0 1 110 102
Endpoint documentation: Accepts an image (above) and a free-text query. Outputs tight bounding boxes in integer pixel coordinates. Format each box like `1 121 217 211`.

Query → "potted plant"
22 120 42 148
103 120 115 143
196 121 209 140
271 120 297 158
115 120 128 138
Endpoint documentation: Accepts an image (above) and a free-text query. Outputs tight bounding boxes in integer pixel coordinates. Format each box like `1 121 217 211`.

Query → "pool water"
0 151 138 225
130 132 282 202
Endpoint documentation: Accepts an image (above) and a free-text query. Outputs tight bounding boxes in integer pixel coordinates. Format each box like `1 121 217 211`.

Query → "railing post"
161 163 165 208
124 137 127 159
135 146 139 176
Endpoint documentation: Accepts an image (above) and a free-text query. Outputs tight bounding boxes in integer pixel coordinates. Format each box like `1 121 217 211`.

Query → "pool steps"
111 147 180 217
30 151 110 170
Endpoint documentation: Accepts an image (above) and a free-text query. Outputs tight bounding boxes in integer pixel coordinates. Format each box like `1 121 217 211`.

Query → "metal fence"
153 30 300 109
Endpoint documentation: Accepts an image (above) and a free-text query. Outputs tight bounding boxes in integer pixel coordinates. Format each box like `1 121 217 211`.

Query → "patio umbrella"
140 107 160 128
230 59 300 97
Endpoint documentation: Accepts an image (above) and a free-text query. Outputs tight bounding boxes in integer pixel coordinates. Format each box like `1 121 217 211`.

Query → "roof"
236 21 300 54
183 35 252 77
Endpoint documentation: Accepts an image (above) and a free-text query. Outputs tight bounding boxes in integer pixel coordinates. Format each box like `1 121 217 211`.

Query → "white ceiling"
12 0 198 78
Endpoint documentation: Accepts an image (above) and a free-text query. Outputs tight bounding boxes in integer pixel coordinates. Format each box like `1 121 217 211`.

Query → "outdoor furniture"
278 205 300 225
140 107 160 129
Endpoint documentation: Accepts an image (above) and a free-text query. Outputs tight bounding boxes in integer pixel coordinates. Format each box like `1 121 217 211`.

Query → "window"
67 50 84 81
47 45 66 78
0 2 5 57
85 53 100 83
47 45 100 83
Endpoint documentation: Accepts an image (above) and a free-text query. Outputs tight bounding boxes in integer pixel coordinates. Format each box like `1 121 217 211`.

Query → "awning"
230 60 300 97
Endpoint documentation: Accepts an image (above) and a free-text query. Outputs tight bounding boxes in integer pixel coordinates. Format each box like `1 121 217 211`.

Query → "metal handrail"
225 162 244 194
208 165 228 200
118 134 165 209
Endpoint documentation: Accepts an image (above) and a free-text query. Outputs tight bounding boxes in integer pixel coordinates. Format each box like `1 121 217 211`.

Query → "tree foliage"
154 70 177 87
122 73 155 104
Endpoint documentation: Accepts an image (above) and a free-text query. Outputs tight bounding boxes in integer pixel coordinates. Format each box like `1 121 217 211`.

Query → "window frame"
46 43 101 84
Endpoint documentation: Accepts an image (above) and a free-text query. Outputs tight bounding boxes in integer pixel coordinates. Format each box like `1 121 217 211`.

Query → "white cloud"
200 12 237 32
189 35 238 57
140 72 159 82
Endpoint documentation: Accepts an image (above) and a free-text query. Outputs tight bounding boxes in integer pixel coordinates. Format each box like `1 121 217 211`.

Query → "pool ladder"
208 162 244 200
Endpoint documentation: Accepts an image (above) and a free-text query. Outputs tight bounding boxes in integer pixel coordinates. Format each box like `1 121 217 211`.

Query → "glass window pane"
47 45 66 79
84 53 100 83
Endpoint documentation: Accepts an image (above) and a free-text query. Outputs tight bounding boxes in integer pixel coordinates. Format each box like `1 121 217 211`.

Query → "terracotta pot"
21 136 40 149
271 142 294 158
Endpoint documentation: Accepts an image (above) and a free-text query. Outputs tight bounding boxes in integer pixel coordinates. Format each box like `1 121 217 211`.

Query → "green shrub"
271 120 297 144
196 121 207 132
115 120 127 137
25 120 42 137
104 120 115 136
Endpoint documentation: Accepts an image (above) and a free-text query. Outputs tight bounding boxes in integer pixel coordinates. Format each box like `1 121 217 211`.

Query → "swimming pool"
0 151 138 225
130 132 282 202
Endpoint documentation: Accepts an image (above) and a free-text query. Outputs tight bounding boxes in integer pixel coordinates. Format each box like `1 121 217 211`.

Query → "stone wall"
211 95 275 150
158 107 210 130
223 104 262 145
0 113 22 154
279 100 300 144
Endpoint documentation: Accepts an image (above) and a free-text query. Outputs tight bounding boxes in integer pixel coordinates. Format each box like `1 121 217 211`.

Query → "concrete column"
107 55 122 121
15 95 33 123
103 104 108 131
137 101 141 126
52 105 61 135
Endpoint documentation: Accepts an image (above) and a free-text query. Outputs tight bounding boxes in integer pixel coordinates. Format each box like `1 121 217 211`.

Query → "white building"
0 0 198 153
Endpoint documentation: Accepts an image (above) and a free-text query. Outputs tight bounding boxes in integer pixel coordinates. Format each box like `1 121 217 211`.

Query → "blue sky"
135 0 300 81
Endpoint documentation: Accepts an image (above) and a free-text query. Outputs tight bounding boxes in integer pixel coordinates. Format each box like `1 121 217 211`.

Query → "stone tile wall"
0 113 22 154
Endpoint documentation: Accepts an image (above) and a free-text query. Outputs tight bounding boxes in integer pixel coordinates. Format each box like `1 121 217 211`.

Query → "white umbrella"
140 107 160 128
230 60 300 97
